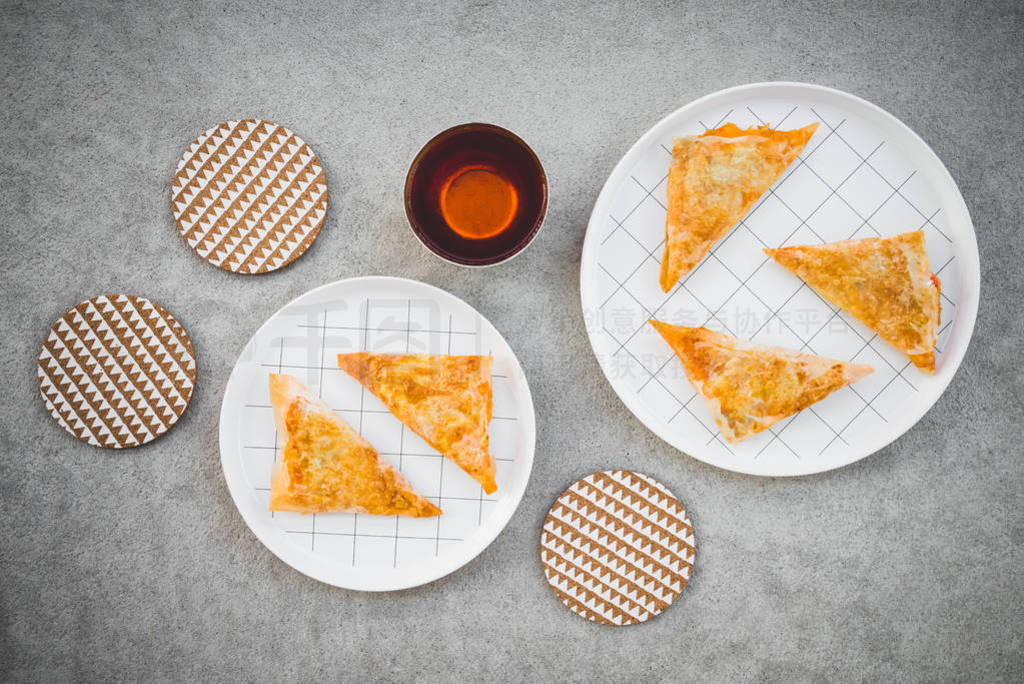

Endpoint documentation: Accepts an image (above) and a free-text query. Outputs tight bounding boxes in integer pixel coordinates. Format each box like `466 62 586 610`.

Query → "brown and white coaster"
171 119 328 274
540 470 695 626
37 294 198 449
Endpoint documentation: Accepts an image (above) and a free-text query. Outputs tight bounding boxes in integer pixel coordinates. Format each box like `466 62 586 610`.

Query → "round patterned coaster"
37 294 198 449
171 119 329 274
540 470 695 626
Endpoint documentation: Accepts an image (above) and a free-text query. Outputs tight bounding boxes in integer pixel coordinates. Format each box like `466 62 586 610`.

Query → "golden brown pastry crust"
268 374 440 516
764 230 940 373
649 321 873 443
337 354 497 494
660 122 818 292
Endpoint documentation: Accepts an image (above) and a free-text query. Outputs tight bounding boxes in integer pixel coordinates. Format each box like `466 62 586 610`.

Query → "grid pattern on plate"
592 103 959 463
237 296 519 568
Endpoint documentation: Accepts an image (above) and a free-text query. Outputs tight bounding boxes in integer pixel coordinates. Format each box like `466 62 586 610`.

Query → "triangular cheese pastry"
337 353 497 494
660 122 818 292
649 321 873 443
268 374 440 516
765 231 941 372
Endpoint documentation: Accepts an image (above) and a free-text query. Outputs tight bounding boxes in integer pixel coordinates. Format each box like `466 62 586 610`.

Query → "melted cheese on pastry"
268 374 440 516
650 322 873 443
765 231 940 372
337 354 497 494
660 122 817 292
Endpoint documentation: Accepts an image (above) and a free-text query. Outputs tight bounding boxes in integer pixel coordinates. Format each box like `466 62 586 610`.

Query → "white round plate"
220 276 536 589
579 82 979 477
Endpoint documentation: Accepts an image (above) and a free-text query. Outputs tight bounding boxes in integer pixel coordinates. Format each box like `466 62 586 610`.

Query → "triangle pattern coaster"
765 230 941 373
268 374 440 517
540 470 696 626
660 122 818 292
171 119 329 274
650 321 873 444
336 353 497 494
37 294 198 448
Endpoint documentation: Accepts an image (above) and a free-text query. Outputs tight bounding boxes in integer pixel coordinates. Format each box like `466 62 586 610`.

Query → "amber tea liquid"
406 125 547 265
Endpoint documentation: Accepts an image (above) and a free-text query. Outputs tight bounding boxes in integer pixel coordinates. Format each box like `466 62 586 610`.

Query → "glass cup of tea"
404 123 548 267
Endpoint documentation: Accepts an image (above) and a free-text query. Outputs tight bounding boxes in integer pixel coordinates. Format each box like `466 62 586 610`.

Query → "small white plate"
219 276 536 590
579 82 979 476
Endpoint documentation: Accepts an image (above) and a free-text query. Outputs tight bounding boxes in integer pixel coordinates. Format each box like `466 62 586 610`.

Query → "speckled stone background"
2 1 1021 681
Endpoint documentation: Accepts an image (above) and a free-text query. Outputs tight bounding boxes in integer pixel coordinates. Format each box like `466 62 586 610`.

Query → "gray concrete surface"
2 1 1022 681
